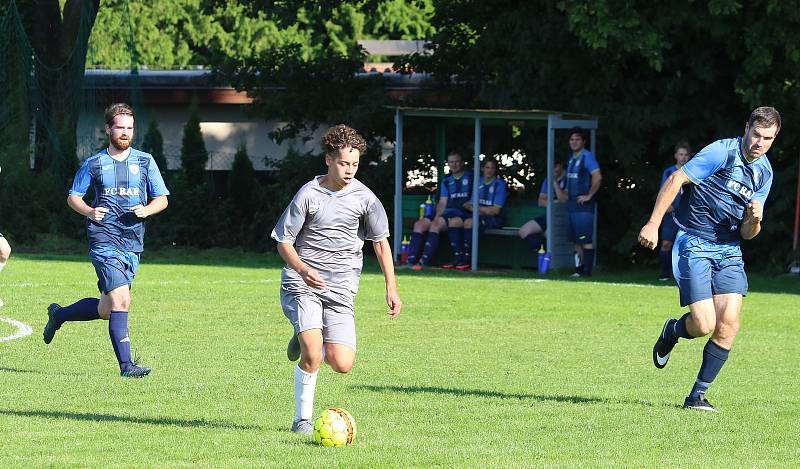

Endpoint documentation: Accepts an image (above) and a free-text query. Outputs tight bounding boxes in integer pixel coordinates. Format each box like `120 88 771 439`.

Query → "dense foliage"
402 0 800 271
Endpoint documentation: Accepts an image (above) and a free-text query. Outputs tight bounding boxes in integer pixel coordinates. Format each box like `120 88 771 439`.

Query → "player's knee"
413 219 430 232
301 351 324 371
328 358 354 374
431 218 446 231
448 217 463 228
0 240 11 262
715 320 740 342
693 316 716 336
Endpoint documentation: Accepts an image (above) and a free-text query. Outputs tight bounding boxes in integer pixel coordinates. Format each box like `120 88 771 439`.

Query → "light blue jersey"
675 137 773 244
441 171 473 209
566 149 600 213
478 176 507 208
69 148 170 252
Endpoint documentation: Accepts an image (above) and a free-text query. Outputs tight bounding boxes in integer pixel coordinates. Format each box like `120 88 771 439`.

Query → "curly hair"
321 124 367 156
104 103 135 126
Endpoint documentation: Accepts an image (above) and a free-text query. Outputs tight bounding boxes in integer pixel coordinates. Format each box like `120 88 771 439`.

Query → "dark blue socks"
689 340 729 399
671 312 693 340
109 311 133 371
407 232 424 265
54 298 100 328
419 232 440 266
462 228 472 264
447 227 463 263
582 248 595 276
524 233 543 253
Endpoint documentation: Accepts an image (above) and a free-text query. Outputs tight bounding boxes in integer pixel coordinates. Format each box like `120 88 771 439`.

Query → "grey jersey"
271 176 389 304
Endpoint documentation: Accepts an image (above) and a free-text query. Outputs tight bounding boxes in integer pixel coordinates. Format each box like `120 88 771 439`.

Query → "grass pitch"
1 252 798 467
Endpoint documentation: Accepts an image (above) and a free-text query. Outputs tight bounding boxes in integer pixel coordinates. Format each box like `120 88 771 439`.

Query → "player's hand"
745 200 763 224
131 204 149 218
576 195 591 204
386 291 402 319
88 207 109 222
300 266 326 290
638 222 659 250
463 202 473 211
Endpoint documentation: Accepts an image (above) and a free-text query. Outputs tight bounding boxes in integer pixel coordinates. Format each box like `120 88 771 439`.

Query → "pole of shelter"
793 152 800 251
471 118 482 271
393 109 404 262
546 116 555 255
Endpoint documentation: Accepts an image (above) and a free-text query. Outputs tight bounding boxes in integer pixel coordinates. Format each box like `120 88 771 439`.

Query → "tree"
180 103 208 186
227 143 256 218
141 118 168 174
403 0 800 270
10 0 100 184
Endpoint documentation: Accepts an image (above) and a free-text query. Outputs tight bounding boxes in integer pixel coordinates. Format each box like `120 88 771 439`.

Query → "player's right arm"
276 242 326 290
67 196 108 222
638 168 689 250
67 159 107 221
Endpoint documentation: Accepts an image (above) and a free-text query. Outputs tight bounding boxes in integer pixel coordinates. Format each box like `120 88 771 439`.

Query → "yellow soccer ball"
313 407 357 447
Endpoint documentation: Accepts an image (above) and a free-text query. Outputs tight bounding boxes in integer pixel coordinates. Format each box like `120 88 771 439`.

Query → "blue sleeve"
440 177 451 198
753 169 773 206
68 159 92 197
681 141 727 184
584 152 600 173
146 156 170 197
538 177 549 196
494 180 507 207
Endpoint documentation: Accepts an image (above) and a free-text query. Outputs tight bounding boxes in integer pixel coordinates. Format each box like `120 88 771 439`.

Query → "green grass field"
1 252 798 467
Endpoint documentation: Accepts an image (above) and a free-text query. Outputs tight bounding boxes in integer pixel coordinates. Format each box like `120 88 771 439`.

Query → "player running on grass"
271 124 402 434
43 103 169 378
639 106 779 412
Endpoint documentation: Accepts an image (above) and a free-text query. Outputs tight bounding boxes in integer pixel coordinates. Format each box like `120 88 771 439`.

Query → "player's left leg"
321 299 357 373
443 215 464 268
458 217 474 269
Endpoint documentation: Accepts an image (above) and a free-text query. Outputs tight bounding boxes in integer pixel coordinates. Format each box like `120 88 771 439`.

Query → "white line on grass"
4 279 277 288
0 316 33 342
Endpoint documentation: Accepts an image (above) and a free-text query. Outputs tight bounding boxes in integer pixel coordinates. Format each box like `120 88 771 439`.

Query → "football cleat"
441 262 457 269
43 303 61 344
120 362 151 378
410 264 424 271
684 393 717 412
287 334 300 361
652 318 678 369
455 263 470 271
291 419 314 435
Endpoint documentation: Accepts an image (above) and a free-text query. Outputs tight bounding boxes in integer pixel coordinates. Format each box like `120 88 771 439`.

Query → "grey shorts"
280 287 357 351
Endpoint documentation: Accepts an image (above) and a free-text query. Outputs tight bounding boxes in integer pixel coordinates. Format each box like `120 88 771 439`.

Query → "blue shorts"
567 211 594 244
479 215 504 231
672 230 748 307
89 245 141 294
442 207 472 221
660 213 679 243
533 215 547 233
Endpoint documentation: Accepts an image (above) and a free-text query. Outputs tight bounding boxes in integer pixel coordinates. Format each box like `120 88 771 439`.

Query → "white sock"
294 364 318 421
0 261 6 272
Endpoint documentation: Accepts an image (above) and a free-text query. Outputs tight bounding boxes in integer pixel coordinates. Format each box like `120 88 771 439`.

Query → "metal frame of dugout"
391 106 600 272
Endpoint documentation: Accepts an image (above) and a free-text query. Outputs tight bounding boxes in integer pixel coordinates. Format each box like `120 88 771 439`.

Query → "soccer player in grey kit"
271 124 402 434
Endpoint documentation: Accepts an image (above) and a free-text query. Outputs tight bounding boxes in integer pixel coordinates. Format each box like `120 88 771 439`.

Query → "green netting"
0 0 148 242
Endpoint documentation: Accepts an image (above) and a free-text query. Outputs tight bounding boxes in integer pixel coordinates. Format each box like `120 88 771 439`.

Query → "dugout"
391 107 600 272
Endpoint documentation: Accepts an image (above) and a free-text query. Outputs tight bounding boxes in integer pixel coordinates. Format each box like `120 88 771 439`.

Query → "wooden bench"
401 195 544 269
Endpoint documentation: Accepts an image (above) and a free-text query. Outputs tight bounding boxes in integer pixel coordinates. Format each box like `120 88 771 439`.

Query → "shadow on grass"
352 384 672 409
0 409 259 430
0 367 38 374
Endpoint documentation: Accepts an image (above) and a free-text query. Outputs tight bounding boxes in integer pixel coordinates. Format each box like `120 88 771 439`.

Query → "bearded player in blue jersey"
639 107 779 412
43 103 170 378
657 142 692 281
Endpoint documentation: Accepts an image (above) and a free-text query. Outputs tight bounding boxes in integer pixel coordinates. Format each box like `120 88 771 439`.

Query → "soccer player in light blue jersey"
406 150 473 270
639 107 779 412
43 103 170 378
272 125 401 435
461 156 507 269
657 142 692 281
565 127 602 277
